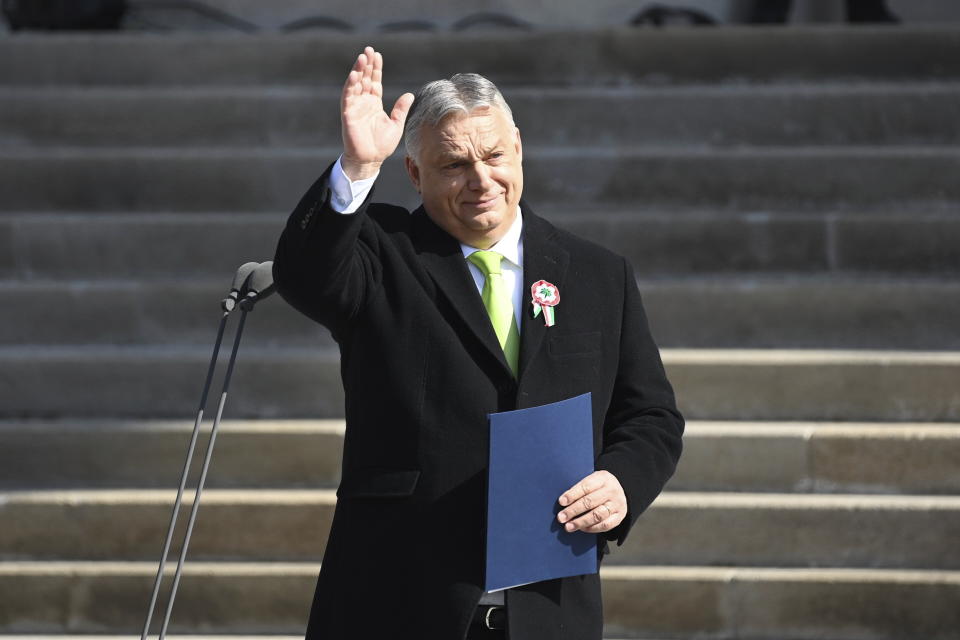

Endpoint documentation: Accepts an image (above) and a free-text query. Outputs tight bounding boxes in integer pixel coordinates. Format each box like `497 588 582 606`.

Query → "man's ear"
405 155 421 193
514 126 523 163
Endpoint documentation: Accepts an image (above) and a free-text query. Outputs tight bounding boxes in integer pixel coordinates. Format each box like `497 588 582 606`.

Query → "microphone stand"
140 261 275 640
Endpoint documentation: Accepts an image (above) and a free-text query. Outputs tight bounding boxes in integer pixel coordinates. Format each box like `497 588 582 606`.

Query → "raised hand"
340 46 415 181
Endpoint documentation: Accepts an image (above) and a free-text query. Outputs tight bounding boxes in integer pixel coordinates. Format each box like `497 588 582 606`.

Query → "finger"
580 507 626 534
341 69 361 110
556 486 614 524
558 472 606 508
390 92 415 126
564 501 622 533
352 62 365 96
351 50 369 95
371 51 383 98
342 51 365 95
354 51 367 75
361 47 375 89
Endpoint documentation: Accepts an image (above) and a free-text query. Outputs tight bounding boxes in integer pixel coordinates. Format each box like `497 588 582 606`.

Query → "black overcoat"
273 165 684 640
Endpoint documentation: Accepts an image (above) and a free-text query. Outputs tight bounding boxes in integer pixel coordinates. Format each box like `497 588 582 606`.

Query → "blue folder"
485 392 598 592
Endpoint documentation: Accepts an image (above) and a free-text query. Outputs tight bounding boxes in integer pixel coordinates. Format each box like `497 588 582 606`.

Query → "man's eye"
445 162 463 169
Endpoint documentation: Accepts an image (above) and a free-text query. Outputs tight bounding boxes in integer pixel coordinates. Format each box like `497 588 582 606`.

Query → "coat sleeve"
272 162 395 338
594 257 685 546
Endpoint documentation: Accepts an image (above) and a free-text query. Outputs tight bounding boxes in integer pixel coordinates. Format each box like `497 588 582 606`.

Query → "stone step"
600 566 960 640
109 0 960 32
4 210 959 280
2 420 958 495
0 562 956 638
3 147 960 212
0 419 345 490
3 277 959 349
1 27 959 87
3 489 958 569
670 422 960 495
0 279 332 348
619 493 960 569
0 637 670 640
3 83 959 147
641 277 960 349
0 348 958 421
664 349 960 421
0 637 303 640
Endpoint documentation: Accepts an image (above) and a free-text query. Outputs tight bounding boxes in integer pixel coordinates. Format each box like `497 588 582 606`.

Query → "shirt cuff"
328 156 379 214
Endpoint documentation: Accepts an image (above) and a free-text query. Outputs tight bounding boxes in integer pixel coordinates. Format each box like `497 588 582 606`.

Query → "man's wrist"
330 156 378 214
340 154 383 181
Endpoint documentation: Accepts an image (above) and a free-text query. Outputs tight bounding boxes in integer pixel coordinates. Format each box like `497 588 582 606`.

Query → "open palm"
340 46 414 180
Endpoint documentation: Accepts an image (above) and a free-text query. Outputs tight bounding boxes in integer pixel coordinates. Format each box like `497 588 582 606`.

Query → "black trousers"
466 627 505 640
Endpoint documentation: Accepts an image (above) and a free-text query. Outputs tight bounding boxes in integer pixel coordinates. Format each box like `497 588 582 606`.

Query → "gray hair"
403 73 514 161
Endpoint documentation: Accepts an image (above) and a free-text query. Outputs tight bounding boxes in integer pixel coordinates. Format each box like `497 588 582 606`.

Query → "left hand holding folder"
556 470 628 533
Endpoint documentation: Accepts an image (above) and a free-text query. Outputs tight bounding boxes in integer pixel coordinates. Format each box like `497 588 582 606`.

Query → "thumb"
390 92 415 126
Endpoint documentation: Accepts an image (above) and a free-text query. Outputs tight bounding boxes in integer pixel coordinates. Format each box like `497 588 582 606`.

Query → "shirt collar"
459 206 523 268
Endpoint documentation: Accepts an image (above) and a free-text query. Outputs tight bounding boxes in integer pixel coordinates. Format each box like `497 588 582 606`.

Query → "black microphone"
221 261 259 312
239 261 276 311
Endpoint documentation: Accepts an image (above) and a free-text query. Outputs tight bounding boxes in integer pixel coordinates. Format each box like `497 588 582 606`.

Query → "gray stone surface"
118 0 750 31
729 569 960 640
3 563 959 637
1 214 283 280
5 490 958 568
640 277 960 349
0 420 344 489
4 147 960 212
809 424 960 494
0 280 333 347
4 84 960 148
671 422 960 495
0 562 317 634
4 420 959 494
1 348 959 421
4 212 959 281
0 347 344 419
600 567 960 640
668 423 811 492
666 350 960 421
2 28 959 87
6 277 959 349
619 493 960 568
834 216 960 273
0 490 337 561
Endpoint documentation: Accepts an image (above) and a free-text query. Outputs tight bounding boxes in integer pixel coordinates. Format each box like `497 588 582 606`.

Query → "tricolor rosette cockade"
530 280 560 327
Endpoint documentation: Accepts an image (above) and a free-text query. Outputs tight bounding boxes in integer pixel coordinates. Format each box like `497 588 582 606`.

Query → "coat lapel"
411 203 569 384
412 207 515 379
517 203 569 381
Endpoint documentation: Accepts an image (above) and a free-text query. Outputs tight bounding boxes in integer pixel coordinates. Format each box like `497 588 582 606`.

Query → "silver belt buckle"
484 605 504 630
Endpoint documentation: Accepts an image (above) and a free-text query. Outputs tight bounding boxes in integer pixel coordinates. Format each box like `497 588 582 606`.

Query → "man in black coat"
273 46 684 640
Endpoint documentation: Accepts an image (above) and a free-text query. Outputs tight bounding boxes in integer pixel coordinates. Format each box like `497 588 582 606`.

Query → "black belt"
471 604 506 631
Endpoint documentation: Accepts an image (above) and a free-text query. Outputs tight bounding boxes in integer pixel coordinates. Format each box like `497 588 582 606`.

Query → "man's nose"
467 162 495 190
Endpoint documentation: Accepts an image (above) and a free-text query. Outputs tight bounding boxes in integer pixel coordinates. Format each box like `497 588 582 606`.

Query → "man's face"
405 107 523 249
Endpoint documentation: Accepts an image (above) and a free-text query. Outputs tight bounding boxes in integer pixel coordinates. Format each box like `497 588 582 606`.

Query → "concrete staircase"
1 26 959 639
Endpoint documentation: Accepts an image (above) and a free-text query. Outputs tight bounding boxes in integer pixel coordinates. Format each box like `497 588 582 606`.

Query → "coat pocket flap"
337 469 421 498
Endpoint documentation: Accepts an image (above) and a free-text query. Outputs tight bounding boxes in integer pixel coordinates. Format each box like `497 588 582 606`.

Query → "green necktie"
468 250 520 377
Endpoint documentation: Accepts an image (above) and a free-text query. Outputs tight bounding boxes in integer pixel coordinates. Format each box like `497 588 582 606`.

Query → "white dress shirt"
329 156 520 606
